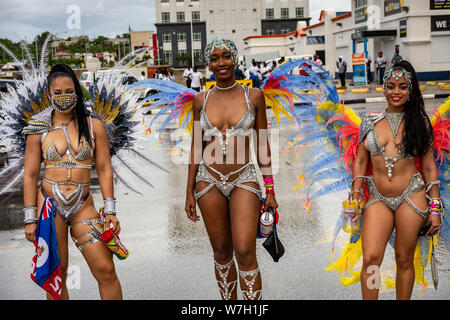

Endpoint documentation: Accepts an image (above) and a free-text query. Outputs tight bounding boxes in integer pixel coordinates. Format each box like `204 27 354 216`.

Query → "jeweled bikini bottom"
362 172 428 219
194 161 262 201
41 181 90 223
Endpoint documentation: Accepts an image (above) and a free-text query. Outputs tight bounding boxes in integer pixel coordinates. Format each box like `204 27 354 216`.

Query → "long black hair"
47 64 92 146
393 60 433 157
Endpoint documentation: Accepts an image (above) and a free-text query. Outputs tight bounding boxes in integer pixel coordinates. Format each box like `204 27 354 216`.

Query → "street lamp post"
189 3 194 67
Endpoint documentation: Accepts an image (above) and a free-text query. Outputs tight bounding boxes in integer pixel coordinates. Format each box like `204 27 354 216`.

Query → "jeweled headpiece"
204 37 238 65
383 67 412 91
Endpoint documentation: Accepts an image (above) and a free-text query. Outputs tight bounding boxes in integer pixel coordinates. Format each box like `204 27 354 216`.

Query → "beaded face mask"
204 37 238 65
51 93 77 113
383 67 412 91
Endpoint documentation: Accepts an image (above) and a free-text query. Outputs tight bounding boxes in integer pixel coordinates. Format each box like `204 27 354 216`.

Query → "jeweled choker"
215 82 238 90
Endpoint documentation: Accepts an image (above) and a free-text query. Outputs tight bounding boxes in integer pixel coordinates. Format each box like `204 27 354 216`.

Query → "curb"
342 93 449 105
144 93 450 113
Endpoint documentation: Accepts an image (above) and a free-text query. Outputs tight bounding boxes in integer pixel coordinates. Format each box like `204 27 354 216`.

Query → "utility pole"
35 38 38 65
189 3 194 67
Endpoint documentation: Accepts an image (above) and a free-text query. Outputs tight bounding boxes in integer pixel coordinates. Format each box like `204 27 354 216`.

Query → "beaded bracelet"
430 198 443 217
263 177 274 184
264 177 275 195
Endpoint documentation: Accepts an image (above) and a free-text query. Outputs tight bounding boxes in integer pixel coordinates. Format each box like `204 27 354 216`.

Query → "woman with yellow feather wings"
292 60 449 299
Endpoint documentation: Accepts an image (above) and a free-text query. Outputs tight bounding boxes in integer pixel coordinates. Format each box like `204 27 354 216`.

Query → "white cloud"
0 0 156 42
0 1 351 43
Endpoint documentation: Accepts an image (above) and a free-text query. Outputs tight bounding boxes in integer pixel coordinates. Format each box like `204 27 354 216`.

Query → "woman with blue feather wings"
127 44 345 299
291 59 449 299
129 38 325 300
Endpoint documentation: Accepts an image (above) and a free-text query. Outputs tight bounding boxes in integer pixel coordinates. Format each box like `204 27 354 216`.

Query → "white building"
243 0 450 81
154 0 311 68
332 0 450 81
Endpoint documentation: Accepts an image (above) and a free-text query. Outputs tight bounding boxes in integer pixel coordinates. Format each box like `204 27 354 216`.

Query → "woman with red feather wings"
295 60 449 299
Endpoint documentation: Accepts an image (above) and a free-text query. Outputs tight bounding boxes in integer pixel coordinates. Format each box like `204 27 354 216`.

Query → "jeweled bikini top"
23 107 94 170
200 84 256 155
359 112 414 180
41 116 94 169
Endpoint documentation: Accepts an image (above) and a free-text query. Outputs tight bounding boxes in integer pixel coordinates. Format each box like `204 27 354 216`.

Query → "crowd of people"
0 30 446 302
337 47 404 88
142 48 402 91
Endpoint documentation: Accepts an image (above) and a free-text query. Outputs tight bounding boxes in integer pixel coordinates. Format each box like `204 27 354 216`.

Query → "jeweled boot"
214 258 238 300
239 267 261 300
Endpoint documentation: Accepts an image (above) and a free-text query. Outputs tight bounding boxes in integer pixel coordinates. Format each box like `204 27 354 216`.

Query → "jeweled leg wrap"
239 268 261 300
71 218 103 252
214 258 238 300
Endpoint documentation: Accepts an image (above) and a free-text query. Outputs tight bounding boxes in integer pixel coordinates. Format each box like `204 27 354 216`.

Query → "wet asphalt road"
0 100 449 300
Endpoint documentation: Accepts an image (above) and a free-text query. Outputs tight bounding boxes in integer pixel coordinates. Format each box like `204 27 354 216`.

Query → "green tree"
177 52 191 67
0 38 22 64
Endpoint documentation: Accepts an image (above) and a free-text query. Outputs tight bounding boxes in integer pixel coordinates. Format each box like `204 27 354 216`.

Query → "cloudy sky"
0 0 350 42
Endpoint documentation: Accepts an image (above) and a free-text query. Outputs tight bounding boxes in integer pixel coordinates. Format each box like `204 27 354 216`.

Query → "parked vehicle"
266 54 315 74
79 71 96 91
0 79 19 93
80 70 156 100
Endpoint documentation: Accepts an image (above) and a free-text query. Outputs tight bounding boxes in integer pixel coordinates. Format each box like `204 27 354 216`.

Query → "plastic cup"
342 200 361 233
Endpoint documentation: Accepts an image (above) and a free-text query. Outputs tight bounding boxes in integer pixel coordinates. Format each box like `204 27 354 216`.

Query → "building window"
176 0 184 2
178 50 187 60
163 33 172 43
161 0 169 2
306 36 325 44
356 0 367 8
162 12 170 23
265 29 275 35
281 28 290 34
193 32 202 41
266 8 274 20
192 11 200 22
177 32 186 42
193 49 202 63
296 7 304 18
163 51 173 65
281 8 289 19
177 12 185 22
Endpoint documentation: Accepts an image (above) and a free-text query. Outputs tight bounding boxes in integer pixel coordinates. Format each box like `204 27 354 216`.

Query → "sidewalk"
144 79 450 114
336 80 450 104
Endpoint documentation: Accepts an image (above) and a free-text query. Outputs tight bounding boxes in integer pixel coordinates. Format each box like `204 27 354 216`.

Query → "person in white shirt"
183 65 193 88
238 61 246 74
312 54 324 74
158 70 165 80
314 54 323 67
375 51 387 84
256 62 263 82
140 71 146 80
190 66 203 92
248 61 260 87
169 69 175 82
260 62 271 81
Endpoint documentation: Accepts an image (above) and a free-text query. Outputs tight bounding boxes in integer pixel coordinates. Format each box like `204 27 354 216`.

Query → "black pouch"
262 224 285 262
418 224 431 237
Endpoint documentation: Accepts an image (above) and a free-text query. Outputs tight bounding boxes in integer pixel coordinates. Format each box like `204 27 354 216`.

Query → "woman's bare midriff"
370 156 420 197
